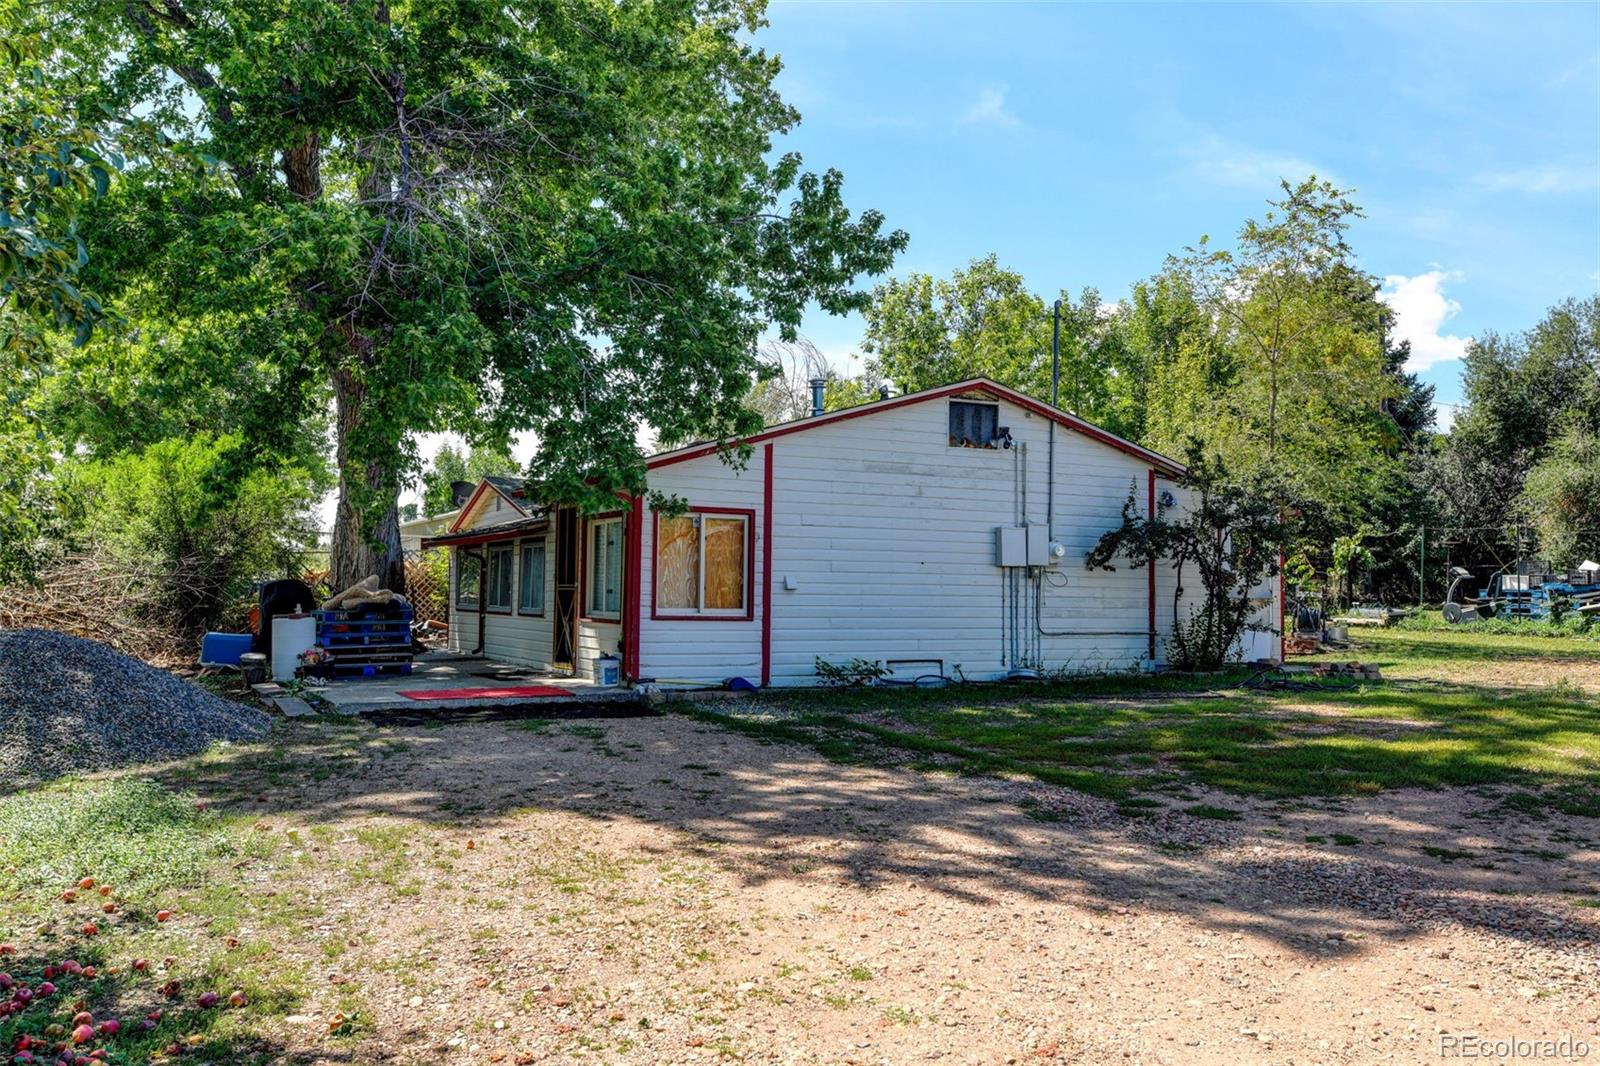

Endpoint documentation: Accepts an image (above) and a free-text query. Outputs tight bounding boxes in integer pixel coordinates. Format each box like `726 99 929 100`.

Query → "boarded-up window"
587 518 623 618
519 540 545 613
655 512 747 616
657 515 700 610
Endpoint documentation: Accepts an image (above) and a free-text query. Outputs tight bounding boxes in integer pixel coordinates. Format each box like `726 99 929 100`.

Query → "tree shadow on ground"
149 707 1600 965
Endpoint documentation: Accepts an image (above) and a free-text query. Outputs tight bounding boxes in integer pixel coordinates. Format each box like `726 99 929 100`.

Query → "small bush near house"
63 433 319 638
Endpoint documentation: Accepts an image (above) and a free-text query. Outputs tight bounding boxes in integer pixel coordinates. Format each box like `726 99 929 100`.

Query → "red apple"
79 923 97 937
35 982 54 997
94 1021 118 1037
101 904 115 915
196 992 218 1009
71 1012 92 1027
13 987 31 1003
96 887 110 897
0 944 13 956
70 1025 92 1046
155 911 171 923
80 967 96 980
60 891 76 903
77 878 94 891
227 991 245 1008
0 973 12 989
59 961 81 975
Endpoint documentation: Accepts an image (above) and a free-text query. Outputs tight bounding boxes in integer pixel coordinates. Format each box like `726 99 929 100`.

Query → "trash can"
596 654 621 687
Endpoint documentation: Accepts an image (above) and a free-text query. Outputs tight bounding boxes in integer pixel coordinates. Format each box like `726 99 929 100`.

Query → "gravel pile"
0 627 270 783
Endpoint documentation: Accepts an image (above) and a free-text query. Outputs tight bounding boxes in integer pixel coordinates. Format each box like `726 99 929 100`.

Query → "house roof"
422 511 550 550
647 377 1186 475
445 476 530 534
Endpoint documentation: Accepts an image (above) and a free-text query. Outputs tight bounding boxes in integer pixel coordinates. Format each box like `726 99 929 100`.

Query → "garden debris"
321 574 410 613
0 627 270 784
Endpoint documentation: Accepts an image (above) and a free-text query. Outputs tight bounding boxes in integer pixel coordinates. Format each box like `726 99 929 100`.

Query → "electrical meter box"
995 526 1026 567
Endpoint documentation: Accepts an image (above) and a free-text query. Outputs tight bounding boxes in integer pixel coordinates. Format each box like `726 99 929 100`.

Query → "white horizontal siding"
637 450 766 684
446 533 555 670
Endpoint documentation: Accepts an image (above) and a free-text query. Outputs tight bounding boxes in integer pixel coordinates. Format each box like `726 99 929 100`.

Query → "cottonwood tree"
1165 177 1390 461
37 0 905 592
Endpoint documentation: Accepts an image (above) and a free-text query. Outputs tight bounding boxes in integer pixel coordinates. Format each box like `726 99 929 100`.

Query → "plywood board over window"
653 508 754 620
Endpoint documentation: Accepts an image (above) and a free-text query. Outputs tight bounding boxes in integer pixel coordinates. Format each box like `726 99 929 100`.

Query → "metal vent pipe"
809 377 826 417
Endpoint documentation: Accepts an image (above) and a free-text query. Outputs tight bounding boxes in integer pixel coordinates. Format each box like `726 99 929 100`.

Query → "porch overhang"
421 513 550 550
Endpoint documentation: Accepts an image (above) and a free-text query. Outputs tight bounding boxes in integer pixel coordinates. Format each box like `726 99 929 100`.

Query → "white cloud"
1474 165 1600 195
1379 270 1472 373
1183 133 1329 190
957 86 1021 129
1433 402 1459 434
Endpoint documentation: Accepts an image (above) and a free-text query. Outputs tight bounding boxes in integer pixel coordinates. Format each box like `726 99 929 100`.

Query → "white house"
422 378 1282 686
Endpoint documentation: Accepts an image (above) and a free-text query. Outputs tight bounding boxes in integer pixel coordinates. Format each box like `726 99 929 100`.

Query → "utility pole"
1419 525 1426 607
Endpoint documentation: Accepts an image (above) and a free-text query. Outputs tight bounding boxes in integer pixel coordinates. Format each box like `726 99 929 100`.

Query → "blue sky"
759 1 1600 427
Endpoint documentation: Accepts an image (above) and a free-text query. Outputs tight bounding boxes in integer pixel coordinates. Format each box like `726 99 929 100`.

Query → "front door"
552 505 578 671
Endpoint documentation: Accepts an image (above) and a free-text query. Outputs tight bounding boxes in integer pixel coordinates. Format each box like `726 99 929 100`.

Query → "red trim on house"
624 497 643 680
577 511 624 624
647 506 758 622
1147 469 1157 662
646 378 1185 476
761 443 774 688
445 480 528 534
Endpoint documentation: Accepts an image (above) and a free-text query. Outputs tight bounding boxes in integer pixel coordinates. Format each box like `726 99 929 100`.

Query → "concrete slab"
309 650 668 715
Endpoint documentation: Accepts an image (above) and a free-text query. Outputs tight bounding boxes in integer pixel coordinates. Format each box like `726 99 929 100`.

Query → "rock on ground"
0 627 269 784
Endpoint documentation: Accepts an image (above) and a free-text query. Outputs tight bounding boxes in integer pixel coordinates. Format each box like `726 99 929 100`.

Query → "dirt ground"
189 712 1599 1065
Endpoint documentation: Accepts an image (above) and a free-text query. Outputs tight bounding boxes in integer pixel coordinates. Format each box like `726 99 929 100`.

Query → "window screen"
456 552 481 609
949 401 999 448
519 540 545 612
487 545 514 609
588 519 623 617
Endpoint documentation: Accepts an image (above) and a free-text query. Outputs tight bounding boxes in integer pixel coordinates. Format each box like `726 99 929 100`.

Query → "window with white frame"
456 552 481 610
486 544 514 610
586 518 623 618
518 539 546 613
656 512 748 616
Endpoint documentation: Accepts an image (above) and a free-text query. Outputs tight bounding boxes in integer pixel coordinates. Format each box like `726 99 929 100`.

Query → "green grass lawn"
674 628 1600 811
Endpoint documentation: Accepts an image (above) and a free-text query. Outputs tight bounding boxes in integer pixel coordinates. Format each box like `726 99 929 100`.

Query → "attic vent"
949 401 1000 449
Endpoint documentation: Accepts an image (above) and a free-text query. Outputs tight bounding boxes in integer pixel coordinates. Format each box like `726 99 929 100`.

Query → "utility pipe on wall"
1047 298 1061 537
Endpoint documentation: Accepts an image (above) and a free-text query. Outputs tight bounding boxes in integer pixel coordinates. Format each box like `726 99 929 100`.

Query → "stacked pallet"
315 605 415 677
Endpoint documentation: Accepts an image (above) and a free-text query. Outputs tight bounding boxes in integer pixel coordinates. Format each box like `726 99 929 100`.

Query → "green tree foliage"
419 441 520 518
859 254 1145 439
1420 296 1599 567
0 27 123 362
65 433 319 633
1519 426 1600 567
35 0 905 594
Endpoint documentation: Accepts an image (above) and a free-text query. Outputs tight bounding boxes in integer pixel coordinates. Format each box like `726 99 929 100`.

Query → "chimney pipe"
808 377 826 417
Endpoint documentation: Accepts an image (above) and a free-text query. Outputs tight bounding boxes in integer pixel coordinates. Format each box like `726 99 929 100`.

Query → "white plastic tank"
271 612 317 682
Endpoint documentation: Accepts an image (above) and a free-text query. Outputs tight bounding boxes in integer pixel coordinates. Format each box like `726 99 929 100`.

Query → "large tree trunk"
330 367 405 596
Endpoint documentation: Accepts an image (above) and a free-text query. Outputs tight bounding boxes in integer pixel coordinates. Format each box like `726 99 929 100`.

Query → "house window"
587 518 623 618
456 552 482 610
486 544 514 610
656 512 749 616
519 540 545 614
949 400 1000 448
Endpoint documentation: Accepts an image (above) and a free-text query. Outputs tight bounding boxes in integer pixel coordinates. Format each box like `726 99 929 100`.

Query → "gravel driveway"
170 711 1599 1065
